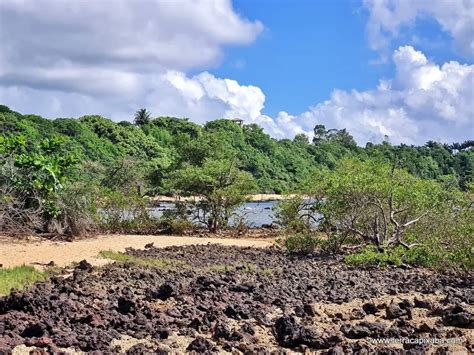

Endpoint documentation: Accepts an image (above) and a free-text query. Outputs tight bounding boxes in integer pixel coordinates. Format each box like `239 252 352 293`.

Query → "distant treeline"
1 104 472 193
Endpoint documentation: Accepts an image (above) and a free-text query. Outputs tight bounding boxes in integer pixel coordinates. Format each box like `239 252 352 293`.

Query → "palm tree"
134 108 151 126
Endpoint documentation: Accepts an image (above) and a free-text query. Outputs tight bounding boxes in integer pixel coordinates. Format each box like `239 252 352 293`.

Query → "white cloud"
363 0 474 57
0 0 262 97
0 2 472 146
262 46 474 145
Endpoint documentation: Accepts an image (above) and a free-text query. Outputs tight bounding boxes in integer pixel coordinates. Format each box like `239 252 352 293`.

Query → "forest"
0 104 473 269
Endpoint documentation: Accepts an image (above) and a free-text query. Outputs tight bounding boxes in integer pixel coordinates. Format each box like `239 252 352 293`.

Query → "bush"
98 189 156 233
158 202 195 234
277 233 321 254
169 219 194 235
274 197 318 233
345 243 473 270
345 246 403 267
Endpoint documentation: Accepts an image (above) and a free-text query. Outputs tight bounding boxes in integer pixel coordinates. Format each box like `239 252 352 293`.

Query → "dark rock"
327 345 345 355
213 322 243 341
154 328 170 340
76 260 92 271
385 302 405 319
414 298 432 309
126 343 156 354
303 304 320 317
272 316 322 348
442 305 473 328
340 324 370 339
350 308 366 320
362 302 378 315
21 323 45 338
230 282 256 293
240 323 256 335
187 337 214 352
154 283 175 300
341 321 386 339
117 297 135 314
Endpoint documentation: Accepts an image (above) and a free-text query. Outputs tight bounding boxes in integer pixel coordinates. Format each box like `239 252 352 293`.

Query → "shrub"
277 233 321 254
98 189 156 233
345 243 473 270
169 219 194 235
308 158 452 249
345 246 403 267
274 197 319 232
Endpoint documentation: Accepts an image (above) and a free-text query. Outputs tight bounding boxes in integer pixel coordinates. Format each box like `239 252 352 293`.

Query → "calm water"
148 201 277 227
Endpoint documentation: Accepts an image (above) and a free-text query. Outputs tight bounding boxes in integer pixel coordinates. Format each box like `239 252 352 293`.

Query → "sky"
0 0 473 145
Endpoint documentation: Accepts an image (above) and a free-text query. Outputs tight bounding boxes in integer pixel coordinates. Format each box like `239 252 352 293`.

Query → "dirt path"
0 234 273 268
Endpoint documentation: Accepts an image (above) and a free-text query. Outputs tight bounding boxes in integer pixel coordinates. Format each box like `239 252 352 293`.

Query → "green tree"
0 135 78 234
167 159 256 232
134 108 152 126
307 158 454 249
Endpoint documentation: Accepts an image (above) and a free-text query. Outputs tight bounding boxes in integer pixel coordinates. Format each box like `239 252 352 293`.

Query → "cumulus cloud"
264 46 474 145
363 0 474 57
0 1 472 146
0 0 262 98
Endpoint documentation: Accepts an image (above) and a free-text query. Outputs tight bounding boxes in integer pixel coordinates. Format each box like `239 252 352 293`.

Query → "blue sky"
212 0 470 117
0 0 472 144
214 0 385 116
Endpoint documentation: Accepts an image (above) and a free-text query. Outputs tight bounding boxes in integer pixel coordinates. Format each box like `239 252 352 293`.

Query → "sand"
0 234 273 269
149 193 300 203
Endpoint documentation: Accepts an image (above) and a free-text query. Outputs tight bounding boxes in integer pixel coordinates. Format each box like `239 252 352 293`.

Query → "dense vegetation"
275 159 473 269
0 105 473 269
1 105 472 195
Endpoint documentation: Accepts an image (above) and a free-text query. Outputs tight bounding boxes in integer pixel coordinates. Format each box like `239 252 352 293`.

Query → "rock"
272 316 323 348
414 298 432 309
31 337 52 347
144 243 154 249
350 308 366 320
230 282 256 293
362 302 378 315
126 343 155 354
303 304 318 317
340 324 370 339
416 322 438 333
155 283 175 300
341 321 386 339
327 345 345 355
442 305 473 328
21 323 45 338
187 337 215 352
213 322 243 341
117 297 135 314
154 328 170 340
240 323 256 335
385 302 405 319
77 259 92 271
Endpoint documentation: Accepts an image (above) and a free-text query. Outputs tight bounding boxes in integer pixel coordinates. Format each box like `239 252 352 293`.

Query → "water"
148 201 277 227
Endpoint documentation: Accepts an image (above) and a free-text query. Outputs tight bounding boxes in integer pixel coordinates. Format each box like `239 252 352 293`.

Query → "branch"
402 210 431 228
399 241 421 250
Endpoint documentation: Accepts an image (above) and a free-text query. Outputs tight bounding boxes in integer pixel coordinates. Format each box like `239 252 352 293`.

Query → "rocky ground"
0 244 472 354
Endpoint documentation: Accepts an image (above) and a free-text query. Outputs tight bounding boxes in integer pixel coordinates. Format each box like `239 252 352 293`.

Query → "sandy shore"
150 193 299 203
0 234 273 269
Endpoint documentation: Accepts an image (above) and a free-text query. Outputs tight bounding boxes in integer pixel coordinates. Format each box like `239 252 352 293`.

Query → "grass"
99 250 190 270
0 265 48 295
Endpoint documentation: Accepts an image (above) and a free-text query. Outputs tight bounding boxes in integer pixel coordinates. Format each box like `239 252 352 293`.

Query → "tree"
307 158 453 249
293 133 309 146
134 108 151 126
0 135 78 235
313 124 327 144
167 159 256 232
